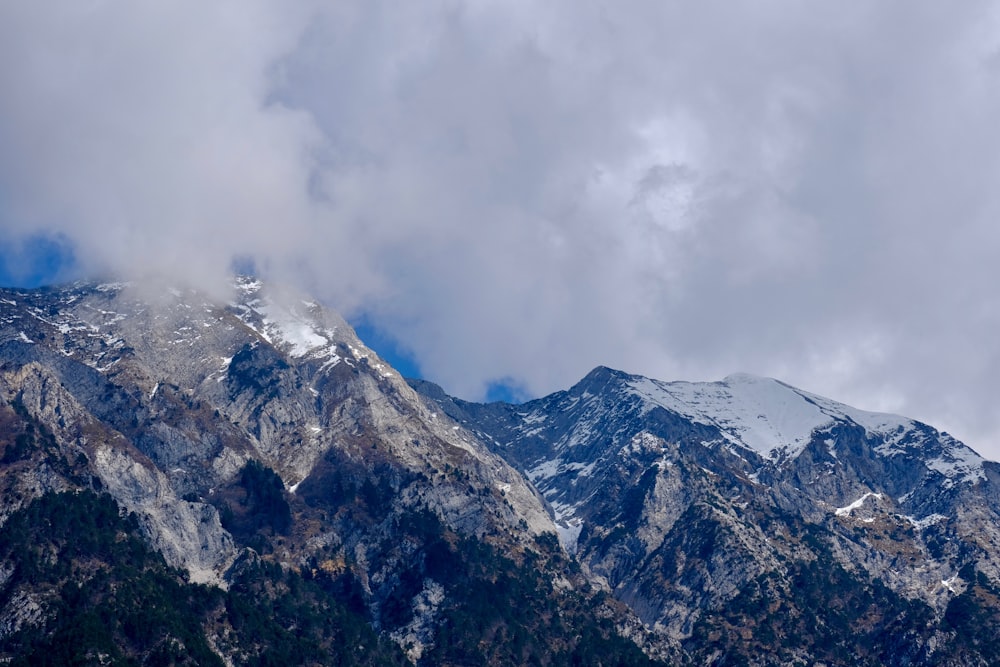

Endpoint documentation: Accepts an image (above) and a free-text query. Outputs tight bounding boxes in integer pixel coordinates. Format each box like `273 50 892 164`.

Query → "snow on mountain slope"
628 372 985 481
417 365 997 584
628 373 836 459
0 279 559 584
229 277 397 378
412 365 1000 659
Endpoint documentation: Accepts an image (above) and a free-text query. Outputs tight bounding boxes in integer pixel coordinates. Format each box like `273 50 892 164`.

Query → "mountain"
0 280 648 666
412 366 1000 665
2 279 1000 665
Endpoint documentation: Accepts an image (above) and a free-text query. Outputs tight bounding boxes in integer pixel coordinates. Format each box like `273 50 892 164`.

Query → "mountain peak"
720 371 780 385
581 365 630 381
410 362 1000 662
7 280 1000 664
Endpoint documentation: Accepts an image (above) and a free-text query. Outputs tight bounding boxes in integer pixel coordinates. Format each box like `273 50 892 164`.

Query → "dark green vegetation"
6 464 1000 666
688 534 930 665
0 490 404 666
0 477 657 666
218 459 293 543
941 563 1000 664
0 491 224 666
0 398 89 485
372 511 652 666
271 452 658 666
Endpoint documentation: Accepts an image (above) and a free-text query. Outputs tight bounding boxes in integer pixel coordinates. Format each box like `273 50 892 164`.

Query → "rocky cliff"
1 280 651 665
414 366 1000 664
3 280 1000 665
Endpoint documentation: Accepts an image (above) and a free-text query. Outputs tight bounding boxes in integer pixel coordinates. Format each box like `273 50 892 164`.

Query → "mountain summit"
2 280 1000 665
414 365 1000 663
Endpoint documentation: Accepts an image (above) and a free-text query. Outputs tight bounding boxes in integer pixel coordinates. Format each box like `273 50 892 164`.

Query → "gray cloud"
4 1 1000 457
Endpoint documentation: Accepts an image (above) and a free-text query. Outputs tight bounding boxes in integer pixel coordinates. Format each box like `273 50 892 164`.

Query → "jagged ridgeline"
0 280 650 666
2 280 1000 665
413 370 1000 665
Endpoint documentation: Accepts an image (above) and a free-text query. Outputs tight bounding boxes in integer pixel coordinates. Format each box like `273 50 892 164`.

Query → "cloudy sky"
3 2 1000 457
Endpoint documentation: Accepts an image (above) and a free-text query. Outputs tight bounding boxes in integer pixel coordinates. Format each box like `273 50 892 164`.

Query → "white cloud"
4 1 1000 458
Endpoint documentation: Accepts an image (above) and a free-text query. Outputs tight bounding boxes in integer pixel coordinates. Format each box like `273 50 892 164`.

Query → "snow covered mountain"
413 365 1000 664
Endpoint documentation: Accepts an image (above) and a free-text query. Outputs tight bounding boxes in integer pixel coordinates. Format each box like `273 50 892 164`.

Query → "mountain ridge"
411 361 1000 662
3 279 1000 664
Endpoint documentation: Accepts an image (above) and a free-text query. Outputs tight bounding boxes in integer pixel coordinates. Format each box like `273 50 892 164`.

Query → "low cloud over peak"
3 1 1000 457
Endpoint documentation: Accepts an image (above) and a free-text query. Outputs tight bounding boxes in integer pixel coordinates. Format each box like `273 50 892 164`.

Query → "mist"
3 1 1000 458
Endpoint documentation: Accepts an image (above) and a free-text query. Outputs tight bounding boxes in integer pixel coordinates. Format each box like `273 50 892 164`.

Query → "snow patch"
825 438 837 459
232 288 342 364
628 374 833 459
905 513 946 530
256 300 331 356
626 373 980 477
96 282 129 292
547 498 585 554
834 492 883 517
234 277 262 293
519 411 547 425
555 519 584 555
527 459 561 482
317 353 342 373
925 444 986 485
624 431 667 456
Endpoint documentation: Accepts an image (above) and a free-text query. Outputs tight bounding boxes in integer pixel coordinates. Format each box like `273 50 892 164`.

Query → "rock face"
0 280 553 578
4 280 1000 665
1 280 602 665
413 366 1000 664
